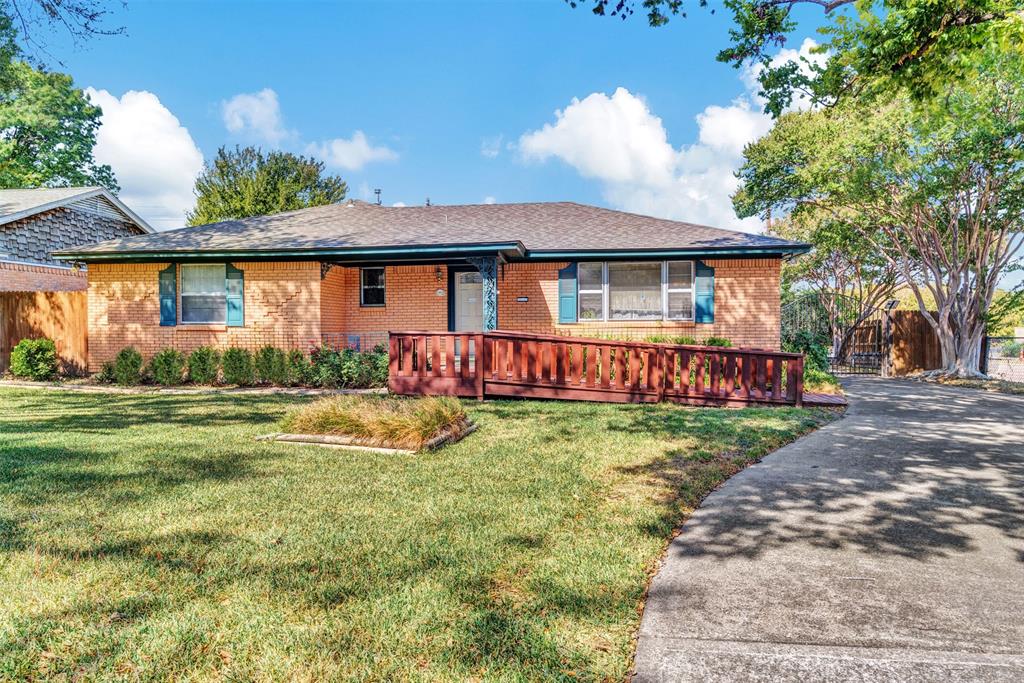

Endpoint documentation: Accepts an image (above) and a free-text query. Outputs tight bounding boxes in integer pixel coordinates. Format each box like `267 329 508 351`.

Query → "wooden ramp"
390 330 813 408
802 392 848 407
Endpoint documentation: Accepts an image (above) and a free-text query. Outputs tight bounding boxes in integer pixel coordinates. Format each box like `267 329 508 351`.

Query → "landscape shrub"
96 360 116 384
113 347 144 386
279 395 468 450
783 330 830 372
646 334 699 346
9 338 58 381
255 346 288 385
804 366 842 394
286 349 312 386
1001 340 1023 358
222 348 255 386
309 346 389 388
188 347 221 384
150 348 186 386
702 336 733 348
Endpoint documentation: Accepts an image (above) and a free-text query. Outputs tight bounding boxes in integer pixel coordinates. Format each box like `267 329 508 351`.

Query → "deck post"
794 356 805 407
474 333 486 400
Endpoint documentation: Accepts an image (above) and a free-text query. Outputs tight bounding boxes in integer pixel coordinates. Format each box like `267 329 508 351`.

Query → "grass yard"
0 389 834 681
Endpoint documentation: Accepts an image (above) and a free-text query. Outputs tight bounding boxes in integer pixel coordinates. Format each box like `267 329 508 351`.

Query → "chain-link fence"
983 337 1024 382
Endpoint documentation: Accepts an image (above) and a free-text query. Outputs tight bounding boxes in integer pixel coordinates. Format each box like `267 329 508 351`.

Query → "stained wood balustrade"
388 330 804 407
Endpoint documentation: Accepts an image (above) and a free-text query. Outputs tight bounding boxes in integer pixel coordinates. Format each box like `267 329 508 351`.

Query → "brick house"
53 200 807 372
0 187 152 292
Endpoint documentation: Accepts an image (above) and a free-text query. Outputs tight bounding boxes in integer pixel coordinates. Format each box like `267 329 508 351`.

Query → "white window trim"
179 263 227 325
360 267 386 307
577 260 695 322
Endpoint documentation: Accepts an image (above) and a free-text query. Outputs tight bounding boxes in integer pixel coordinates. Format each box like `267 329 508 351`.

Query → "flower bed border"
257 420 477 454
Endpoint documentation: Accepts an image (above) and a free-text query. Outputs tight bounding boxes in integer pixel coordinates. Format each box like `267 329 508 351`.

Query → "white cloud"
518 40 822 233
86 88 204 230
307 131 398 171
481 134 503 158
482 196 496 205
221 88 292 146
392 202 407 207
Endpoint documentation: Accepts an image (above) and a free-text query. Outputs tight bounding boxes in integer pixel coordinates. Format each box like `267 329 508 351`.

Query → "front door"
453 270 483 331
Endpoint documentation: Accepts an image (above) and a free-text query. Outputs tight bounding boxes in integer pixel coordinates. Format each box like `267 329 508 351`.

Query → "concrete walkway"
634 377 1024 682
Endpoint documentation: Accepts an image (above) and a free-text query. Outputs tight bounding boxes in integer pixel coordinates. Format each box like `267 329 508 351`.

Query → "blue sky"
47 0 824 232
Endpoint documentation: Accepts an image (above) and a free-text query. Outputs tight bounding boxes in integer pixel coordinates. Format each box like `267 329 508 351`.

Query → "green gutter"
524 245 810 259
53 242 527 262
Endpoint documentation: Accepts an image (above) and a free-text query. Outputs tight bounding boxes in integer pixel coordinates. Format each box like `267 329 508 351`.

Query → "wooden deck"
390 330 813 408
802 392 848 407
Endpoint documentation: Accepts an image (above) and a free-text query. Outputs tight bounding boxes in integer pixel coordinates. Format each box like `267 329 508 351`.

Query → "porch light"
435 266 443 282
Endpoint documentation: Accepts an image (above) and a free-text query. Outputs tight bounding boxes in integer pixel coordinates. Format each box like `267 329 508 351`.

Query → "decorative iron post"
467 256 498 331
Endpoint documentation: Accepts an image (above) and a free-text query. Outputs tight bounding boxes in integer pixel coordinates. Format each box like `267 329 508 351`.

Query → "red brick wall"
498 258 782 350
86 257 782 372
320 264 449 349
0 260 87 292
87 261 321 371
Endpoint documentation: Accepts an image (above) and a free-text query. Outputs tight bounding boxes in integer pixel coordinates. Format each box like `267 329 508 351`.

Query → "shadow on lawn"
0 391 305 435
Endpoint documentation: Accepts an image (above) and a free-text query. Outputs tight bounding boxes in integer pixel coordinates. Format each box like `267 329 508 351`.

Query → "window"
577 260 694 322
360 267 385 306
181 264 226 323
578 262 604 320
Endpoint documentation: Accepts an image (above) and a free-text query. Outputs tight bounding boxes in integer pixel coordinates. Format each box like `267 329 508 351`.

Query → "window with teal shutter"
159 264 176 326
226 264 244 327
558 263 577 323
694 260 715 323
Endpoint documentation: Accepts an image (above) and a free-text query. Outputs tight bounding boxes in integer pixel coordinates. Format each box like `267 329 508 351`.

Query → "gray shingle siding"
0 206 145 266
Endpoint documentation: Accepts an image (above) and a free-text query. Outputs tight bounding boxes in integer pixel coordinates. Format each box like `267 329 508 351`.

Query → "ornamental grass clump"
279 395 468 451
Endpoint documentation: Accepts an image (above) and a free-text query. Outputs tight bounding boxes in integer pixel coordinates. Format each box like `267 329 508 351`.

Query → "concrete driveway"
633 377 1024 682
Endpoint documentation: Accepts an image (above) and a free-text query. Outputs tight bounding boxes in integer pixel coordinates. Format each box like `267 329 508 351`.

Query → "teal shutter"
695 260 715 323
159 264 176 326
558 263 577 323
226 264 244 327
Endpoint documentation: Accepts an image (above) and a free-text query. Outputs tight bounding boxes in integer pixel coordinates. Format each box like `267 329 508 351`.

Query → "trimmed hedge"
188 347 221 384
96 345 388 390
113 347 144 386
9 339 58 382
222 348 255 386
150 348 186 386
255 346 288 385
9 338 58 381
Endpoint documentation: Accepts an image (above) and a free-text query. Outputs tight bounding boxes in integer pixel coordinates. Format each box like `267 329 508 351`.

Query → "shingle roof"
53 200 806 260
0 186 153 233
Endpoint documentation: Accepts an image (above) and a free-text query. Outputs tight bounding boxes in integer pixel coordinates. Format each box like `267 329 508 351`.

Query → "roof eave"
52 241 527 262
522 244 811 259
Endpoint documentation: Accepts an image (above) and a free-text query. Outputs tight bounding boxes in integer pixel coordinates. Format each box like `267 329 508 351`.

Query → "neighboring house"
0 187 152 292
53 200 807 372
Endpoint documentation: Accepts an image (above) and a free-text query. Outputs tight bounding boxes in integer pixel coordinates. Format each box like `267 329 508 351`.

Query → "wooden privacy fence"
0 291 88 374
389 330 805 407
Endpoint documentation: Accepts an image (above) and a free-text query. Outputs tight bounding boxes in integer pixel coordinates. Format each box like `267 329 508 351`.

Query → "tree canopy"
735 46 1024 375
571 0 1024 115
187 146 349 226
0 10 116 190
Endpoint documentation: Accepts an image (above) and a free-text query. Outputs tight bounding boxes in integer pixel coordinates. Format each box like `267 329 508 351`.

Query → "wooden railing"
389 330 805 407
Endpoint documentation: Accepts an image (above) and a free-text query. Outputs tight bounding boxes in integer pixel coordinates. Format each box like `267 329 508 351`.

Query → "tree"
735 47 1024 377
772 213 905 364
187 146 348 226
0 58 116 189
571 0 1024 115
3 0 123 60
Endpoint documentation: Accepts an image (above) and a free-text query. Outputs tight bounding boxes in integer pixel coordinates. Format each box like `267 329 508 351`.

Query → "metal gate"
781 293 889 376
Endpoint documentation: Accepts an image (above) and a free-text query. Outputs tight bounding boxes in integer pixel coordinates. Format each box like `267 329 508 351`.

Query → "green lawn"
0 389 834 681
